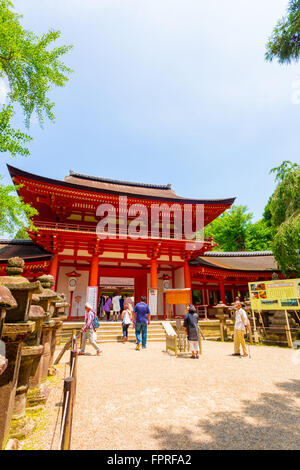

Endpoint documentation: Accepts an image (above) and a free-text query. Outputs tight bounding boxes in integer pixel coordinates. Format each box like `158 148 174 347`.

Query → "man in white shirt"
232 302 249 357
112 293 122 321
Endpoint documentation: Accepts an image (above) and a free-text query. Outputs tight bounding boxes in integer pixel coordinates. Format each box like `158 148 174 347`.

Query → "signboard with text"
148 288 158 317
248 279 300 311
86 286 99 312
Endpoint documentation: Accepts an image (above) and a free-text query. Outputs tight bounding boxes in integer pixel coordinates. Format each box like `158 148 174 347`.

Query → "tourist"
98 294 105 318
124 293 134 311
119 294 125 313
232 301 249 357
121 304 132 342
112 293 122 321
183 304 200 359
103 295 112 321
78 303 102 356
133 296 151 350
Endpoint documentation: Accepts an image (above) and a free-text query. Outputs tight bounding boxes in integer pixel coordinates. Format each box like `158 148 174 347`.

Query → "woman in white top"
121 305 132 342
112 294 122 321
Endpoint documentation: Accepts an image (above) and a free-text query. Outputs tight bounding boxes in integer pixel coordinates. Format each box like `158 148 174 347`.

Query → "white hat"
85 302 93 310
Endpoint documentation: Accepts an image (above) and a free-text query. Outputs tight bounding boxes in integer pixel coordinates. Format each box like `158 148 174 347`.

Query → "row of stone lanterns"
0 257 68 449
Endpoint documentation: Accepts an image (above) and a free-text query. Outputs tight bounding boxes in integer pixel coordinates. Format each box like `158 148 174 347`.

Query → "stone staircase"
60 321 166 344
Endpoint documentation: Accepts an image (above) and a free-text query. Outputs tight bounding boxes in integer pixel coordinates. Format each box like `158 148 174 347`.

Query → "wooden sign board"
86 286 98 312
248 278 300 311
165 288 191 305
148 288 158 317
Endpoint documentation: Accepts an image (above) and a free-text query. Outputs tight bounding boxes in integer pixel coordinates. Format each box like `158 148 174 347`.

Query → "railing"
58 331 78 450
32 220 214 243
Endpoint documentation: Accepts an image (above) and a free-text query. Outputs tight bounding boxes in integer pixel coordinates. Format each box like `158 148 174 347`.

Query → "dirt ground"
36 340 300 450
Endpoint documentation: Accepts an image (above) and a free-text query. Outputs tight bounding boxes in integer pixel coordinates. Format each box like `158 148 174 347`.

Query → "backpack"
92 311 100 329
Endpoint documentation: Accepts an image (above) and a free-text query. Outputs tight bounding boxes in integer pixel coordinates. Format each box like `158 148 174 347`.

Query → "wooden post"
49 253 59 290
89 254 99 287
258 310 266 336
252 310 259 343
184 260 192 303
284 310 293 348
0 308 6 338
150 258 158 289
219 280 226 304
60 377 75 450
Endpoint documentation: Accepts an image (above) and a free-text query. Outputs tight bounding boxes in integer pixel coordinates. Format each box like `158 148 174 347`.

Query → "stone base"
9 416 36 440
26 382 50 407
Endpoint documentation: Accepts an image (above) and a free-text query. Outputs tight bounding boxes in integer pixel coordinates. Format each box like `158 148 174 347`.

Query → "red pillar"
184 260 193 303
150 259 158 288
89 255 99 287
49 253 59 290
219 280 226 304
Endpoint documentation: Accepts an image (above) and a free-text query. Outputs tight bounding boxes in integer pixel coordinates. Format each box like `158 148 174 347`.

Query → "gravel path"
28 340 300 450
67 340 300 450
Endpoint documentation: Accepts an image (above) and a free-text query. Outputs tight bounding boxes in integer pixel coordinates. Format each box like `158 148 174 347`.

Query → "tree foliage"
0 0 73 137
0 176 37 236
268 161 300 276
266 0 300 64
0 0 72 237
205 205 272 253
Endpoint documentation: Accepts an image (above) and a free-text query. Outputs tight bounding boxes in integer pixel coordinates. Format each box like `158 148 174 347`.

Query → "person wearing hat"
184 304 200 359
232 301 249 357
78 303 102 356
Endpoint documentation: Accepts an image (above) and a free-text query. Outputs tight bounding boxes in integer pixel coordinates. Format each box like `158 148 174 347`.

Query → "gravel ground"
35 340 300 450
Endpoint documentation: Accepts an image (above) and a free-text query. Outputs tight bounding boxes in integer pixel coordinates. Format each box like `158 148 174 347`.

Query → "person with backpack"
183 304 200 359
78 303 102 356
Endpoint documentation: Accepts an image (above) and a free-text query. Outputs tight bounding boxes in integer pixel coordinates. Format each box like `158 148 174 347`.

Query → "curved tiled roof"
0 239 51 262
68 170 172 190
191 251 278 272
7 165 236 205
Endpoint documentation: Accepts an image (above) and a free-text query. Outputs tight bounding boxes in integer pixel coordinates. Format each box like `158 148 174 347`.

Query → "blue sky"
1 0 299 221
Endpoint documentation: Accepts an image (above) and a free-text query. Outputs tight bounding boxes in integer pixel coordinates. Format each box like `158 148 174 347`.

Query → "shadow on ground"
152 379 300 450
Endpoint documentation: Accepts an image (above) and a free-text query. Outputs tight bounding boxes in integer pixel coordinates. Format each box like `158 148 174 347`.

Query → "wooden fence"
58 331 78 450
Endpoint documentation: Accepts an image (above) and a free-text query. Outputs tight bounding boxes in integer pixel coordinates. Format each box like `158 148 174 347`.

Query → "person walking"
184 304 200 359
133 296 151 350
103 296 112 322
78 303 102 356
232 301 249 357
119 294 125 314
112 293 122 321
121 305 132 343
124 294 134 311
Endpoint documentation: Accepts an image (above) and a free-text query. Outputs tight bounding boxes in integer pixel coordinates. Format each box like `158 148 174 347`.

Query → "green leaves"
0 0 73 127
204 205 265 252
266 0 300 64
0 104 32 157
0 0 73 158
0 176 38 237
269 163 300 276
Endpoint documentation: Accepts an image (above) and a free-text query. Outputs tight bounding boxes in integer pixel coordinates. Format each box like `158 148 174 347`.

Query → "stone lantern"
11 298 45 421
0 257 42 323
213 302 230 342
0 286 17 376
32 275 60 382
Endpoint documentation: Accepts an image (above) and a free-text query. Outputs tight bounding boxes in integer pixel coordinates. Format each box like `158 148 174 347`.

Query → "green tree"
0 0 72 237
268 161 300 276
205 205 253 252
0 176 37 236
266 0 300 64
245 219 272 251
